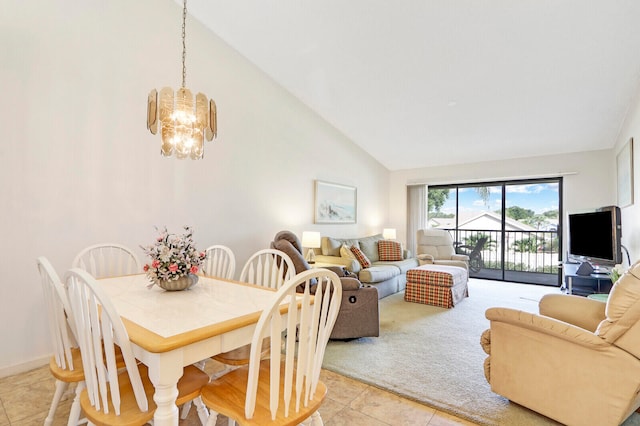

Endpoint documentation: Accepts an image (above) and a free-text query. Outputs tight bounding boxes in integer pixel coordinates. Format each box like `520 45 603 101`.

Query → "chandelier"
146 0 217 159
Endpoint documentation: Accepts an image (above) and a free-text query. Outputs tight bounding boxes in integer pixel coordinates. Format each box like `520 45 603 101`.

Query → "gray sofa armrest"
314 254 361 273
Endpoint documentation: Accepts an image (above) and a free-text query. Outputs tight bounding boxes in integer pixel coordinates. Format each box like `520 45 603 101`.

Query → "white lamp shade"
301 231 321 248
383 228 397 240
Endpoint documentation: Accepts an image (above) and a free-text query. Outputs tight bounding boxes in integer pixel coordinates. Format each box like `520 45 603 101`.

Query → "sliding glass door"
427 178 562 286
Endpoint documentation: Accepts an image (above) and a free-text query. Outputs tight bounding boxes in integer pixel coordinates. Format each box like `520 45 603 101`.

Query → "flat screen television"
568 206 622 266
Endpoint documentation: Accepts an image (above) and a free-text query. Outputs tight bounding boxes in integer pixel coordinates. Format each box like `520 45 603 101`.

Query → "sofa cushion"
322 236 361 256
322 237 343 256
596 260 640 341
378 240 403 261
358 234 383 263
374 258 419 274
350 246 372 268
340 244 357 261
359 265 399 284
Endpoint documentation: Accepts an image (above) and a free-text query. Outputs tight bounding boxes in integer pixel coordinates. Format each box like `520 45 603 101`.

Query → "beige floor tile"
180 406 230 426
325 406 390 426
0 365 50 396
320 369 368 404
428 410 478 426
315 395 346 423
2 377 61 424
349 386 434 426
0 402 9 426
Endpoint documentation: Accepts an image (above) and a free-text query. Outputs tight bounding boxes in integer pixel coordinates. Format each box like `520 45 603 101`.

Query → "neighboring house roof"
430 211 539 232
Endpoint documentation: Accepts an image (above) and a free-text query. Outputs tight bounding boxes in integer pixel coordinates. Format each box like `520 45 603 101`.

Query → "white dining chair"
238 248 296 289
183 248 295 421
181 244 235 419
223 249 296 369
201 249 296 425
72 243 141 279
38 256 86 426
64 267 210 425
201 268 343 425
202 245 236 279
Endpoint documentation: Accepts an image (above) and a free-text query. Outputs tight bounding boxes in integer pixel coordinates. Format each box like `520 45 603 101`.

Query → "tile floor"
0 359 478 426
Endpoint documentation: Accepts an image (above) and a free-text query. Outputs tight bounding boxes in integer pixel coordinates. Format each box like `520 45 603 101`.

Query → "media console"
562 262 613 296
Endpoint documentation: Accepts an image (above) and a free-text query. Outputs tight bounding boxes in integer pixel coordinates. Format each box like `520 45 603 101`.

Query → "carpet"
322 279 640 426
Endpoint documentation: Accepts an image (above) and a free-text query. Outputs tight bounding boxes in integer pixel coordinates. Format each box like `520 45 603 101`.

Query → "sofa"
312 234 419 299
271 231 379 339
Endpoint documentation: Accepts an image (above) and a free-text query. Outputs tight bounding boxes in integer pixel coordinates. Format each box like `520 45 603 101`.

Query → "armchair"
416 229 469 271
271 231 379 339
481 260 640 426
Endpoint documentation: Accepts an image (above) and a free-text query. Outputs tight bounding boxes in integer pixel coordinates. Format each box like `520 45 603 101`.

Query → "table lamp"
383 228 397 240
301 231 321 264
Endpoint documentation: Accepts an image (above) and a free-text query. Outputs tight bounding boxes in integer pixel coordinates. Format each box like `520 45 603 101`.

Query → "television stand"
563 263 612 296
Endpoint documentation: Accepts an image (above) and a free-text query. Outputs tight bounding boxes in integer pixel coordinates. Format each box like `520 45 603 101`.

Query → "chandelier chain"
181 0 187 88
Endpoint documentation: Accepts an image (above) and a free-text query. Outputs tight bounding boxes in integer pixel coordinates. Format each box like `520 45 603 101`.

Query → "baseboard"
0 355 49 379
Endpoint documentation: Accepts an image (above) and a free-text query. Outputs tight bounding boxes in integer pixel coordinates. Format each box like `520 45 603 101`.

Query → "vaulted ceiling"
187 1 640 171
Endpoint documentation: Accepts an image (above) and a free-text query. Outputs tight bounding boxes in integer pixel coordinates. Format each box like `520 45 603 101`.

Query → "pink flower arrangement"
140 226 205 284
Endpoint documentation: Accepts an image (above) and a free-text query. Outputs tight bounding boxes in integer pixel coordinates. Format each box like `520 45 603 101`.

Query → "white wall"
0 1 389 375
388 150 620 259
612 82 640 263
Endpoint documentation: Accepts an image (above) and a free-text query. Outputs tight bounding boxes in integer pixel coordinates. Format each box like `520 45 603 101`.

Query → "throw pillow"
321 237 342 256
359 235 383 263
378 240 403 261
340 244 357 261
350 245 371 268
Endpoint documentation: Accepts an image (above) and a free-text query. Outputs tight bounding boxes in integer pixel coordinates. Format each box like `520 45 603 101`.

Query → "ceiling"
186 1 640 171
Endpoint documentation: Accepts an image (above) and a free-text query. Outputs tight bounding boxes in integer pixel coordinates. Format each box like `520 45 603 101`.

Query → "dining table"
99 273 298 426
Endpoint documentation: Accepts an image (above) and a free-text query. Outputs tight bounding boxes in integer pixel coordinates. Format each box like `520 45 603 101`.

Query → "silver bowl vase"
157 274 199 291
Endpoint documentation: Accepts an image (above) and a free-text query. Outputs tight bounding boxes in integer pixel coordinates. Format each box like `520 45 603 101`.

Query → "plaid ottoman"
405 264 469 308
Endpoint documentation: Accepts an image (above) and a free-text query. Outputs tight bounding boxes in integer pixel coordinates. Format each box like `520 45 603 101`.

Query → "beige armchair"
481 260 640 426
416 229 469 271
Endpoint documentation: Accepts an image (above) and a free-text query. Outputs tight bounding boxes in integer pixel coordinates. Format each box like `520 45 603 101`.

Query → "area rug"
322 279 640 426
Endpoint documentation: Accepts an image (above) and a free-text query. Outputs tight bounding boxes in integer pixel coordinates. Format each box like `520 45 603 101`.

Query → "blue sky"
439 182 559 215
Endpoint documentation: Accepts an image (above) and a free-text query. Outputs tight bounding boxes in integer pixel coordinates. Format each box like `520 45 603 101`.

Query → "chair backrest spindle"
239 249 295 289
203 245 236 279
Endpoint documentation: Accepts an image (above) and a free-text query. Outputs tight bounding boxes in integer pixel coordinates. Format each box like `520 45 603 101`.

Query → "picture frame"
314 180 357 224
617 138 634 208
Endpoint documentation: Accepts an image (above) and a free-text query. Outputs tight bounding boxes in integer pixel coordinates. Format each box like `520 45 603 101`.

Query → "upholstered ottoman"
405 264 468 308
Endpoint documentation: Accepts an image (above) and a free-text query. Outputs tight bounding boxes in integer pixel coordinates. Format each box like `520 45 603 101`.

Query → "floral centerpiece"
141 226 206 290
610 263 625 284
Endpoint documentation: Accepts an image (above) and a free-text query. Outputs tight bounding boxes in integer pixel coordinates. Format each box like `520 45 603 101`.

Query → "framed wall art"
617 138 634 207
314 180 357 224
